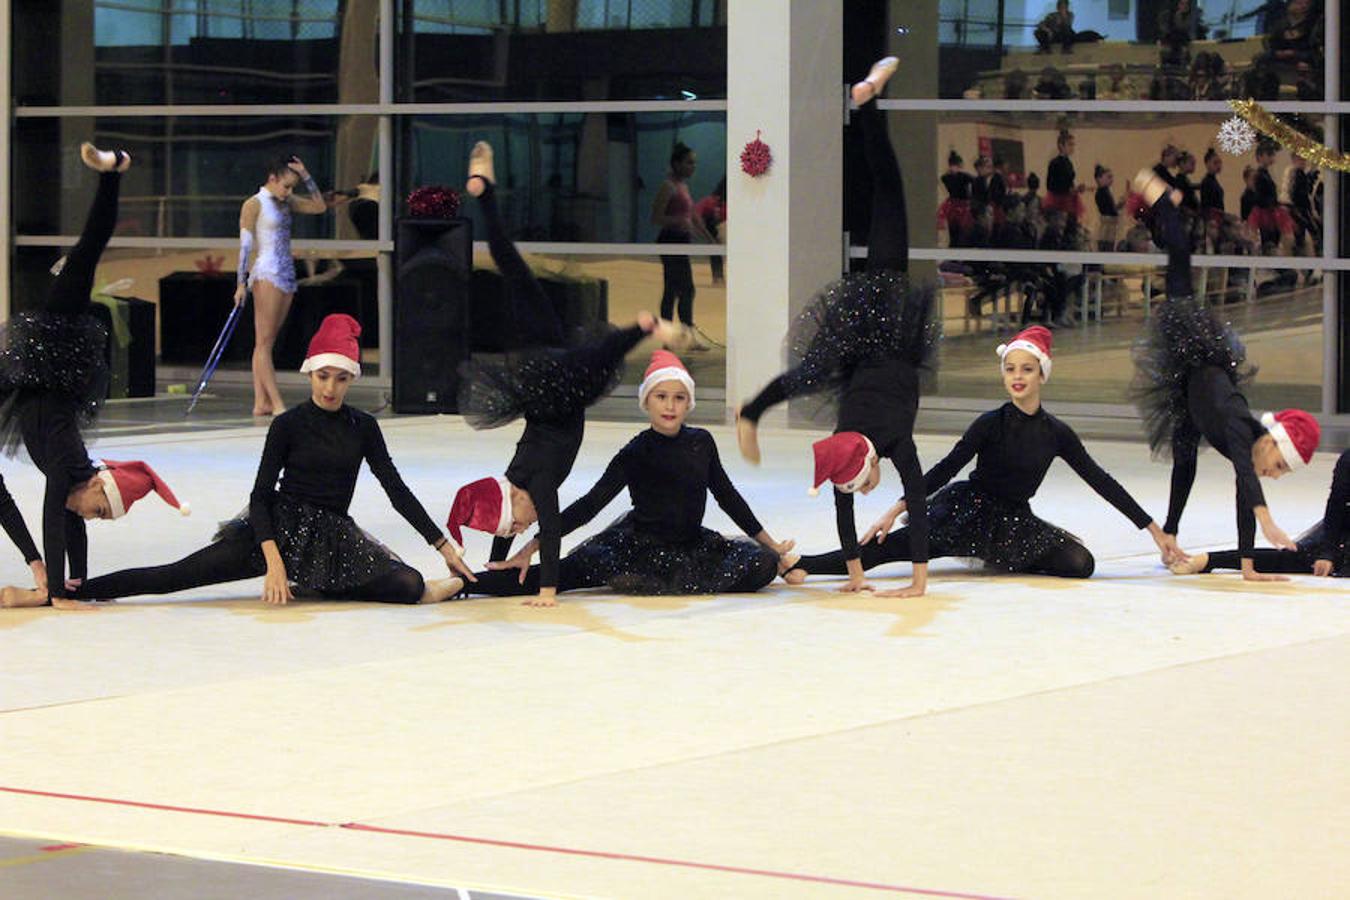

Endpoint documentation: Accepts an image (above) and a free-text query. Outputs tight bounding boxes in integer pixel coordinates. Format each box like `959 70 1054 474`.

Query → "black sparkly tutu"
783 270 940 401
1130 296 1256 460
0 310 109 457
928 481 1080 571
568 513 778 595
216 496 400 592
458 324 628 430
1297 521 1349 576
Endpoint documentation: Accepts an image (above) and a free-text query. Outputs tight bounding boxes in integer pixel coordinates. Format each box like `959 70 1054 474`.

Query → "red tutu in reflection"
1041 190 1083 220
938 197 975 230
1246 205 1294 235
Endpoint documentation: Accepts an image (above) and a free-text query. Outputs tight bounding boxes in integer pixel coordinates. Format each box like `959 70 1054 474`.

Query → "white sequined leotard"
247 187 297 293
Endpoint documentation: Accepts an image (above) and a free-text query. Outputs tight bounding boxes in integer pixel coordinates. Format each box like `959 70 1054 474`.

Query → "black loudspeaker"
393 217 472 413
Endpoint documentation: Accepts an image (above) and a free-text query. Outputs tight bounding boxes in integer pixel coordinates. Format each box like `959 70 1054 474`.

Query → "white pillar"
725 1 842 422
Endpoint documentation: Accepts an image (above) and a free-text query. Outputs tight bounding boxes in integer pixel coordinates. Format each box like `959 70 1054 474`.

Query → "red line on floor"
340 823 1013 899
39 843 84 852
0 784 1014 899
0 786 327 828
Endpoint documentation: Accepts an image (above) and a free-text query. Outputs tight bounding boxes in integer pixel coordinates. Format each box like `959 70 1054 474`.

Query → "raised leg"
472 173 563 349
48 170 123 314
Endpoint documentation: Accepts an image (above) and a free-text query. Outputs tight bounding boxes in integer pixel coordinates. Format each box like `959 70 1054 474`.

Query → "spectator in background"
1043 129 1084 228
1248 138 1293 253
1153 144 1181 189
1157 0 1207 68
972 156 994 244
1282 152 1316 259
989 157 1010 230
1239 164 1258 222
1188 51 1228 100
1098 63 1134 99
1034 1 1075 54
1003 68 1029 99
1200 148 1226 251
1094 165 1121 252
694 176 726 285
940 150 976 248
1034 66 1073 99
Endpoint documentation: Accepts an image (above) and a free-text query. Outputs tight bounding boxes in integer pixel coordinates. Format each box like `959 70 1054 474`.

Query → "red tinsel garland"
740 131 772 177
407 185 462 219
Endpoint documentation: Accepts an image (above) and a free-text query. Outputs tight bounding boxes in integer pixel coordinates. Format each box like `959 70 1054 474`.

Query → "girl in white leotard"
235 156 328 417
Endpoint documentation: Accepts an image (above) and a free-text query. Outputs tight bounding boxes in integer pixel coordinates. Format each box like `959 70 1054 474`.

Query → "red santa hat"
95 459 190 520
1260 409 1320 471
809 432 877 496
638 349 696 411
996 325 1053 381
445 477 514 553
299 313 361 378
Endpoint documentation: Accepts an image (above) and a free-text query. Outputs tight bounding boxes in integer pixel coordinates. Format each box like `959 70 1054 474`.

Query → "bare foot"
653 319 693 352
777 551 801 576
851 56 899 106
1168 552 1208 575
1 586 49 608
781 568 806 585
466 141 495 196
637 310 656 333
735 406 761 464
420 576 465 604
252 406 274 417
875 583 925 598
80 142 130 173
50 596 103 611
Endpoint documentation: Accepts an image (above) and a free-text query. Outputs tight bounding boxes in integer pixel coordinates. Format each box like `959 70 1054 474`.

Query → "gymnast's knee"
736 548 780 592
1056 544 1096 579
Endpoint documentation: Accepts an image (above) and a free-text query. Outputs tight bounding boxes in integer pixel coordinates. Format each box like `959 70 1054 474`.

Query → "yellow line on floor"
0 844 92 868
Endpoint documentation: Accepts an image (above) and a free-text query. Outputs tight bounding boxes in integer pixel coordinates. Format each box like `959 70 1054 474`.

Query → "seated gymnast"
457 351 796 605
1171 449 1345 580
735 55 938 599
67 315 466 606
1130 168 1321 582
445 141 686 608
0 144 191 610
785 325 1184 586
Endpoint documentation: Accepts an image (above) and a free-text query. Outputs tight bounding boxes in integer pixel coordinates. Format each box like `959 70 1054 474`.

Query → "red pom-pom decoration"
740 131 772 178
407 185 462 219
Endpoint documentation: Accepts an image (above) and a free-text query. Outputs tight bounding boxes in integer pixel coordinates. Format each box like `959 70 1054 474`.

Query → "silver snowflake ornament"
1216 116 1257 155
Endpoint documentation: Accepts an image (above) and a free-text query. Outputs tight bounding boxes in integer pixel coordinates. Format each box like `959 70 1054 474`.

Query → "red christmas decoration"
194 254 224 275
407 185 462 219
740 131 772 177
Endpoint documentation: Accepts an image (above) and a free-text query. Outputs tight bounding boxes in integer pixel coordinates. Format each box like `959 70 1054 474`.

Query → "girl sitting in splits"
735 56 939 598
0 144 186 610
785 325 1183 585
459 351 795 604
1130 168 1320 582
1171 448 1346 579
445 142 684 608
72 315 465 606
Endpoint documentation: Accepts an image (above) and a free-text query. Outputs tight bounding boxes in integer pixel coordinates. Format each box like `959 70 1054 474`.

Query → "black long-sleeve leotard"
924 403 1154 528
559 426 762 543
250 401 443 546
1200 172 1224 214
18 395 95 595
1163 366 1266 555
0 473 40 564
1319 450 1349 561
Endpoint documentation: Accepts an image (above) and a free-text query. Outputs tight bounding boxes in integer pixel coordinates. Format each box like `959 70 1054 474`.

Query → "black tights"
740 99 907 424
50 171 122 315
1202 548 1318 575
75 535 427 603
475 178 564 349
658 228 696 326
467 542 779 597
795 527 1096 579
1154 195 1193 299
